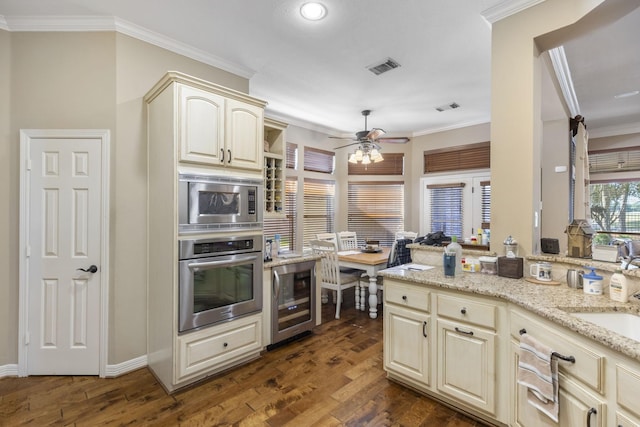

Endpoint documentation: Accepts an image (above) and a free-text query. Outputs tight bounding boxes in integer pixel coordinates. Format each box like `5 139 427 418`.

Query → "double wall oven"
177 174 264 334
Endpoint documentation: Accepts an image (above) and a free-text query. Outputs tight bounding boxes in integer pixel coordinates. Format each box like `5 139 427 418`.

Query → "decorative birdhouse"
565 219 595 258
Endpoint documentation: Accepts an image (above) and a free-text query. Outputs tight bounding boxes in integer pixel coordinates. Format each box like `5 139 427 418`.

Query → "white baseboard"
0 356 147 379
0 364 19 377
104 355 148 377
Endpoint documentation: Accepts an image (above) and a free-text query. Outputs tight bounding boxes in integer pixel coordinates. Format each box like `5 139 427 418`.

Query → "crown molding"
414 118 491 137
481 0 546 24
588 122 640 139
548 46 581 117
1 15 255 79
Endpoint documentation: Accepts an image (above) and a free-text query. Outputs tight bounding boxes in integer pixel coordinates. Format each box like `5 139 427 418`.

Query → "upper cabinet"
263 118 288 218
146 71 267 173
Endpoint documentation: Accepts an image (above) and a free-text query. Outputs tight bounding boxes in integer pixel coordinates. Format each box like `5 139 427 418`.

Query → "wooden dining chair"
310 239 360 319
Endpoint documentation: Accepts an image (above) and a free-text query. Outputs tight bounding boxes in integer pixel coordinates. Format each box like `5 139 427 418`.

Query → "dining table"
337 247 390 319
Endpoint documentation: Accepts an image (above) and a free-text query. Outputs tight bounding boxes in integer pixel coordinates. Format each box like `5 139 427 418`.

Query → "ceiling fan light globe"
362 154 371 165
354 149 363 161
348 153 357 163
374 153 384 163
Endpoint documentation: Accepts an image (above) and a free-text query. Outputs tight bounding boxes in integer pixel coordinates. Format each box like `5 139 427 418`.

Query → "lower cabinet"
384 304 431 386
436 318 497 415
176 312 262 384
511 341 606 427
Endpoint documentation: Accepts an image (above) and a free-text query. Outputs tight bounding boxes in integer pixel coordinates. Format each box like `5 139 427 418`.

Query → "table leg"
354 286 360 310
368 276 378 318
360 284 366 311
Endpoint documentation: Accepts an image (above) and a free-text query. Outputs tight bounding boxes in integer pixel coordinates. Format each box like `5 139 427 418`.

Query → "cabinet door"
226 99 263 171
178 84 225 165
437 318 496 415
384 305 431 386
511 343 606 427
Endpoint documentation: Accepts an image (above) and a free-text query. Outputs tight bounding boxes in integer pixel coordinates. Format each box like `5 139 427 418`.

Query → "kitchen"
2 0 640 426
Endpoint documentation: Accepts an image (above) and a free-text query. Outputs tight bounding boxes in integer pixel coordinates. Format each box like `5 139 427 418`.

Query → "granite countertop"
379 265 640 362
263 253 319 269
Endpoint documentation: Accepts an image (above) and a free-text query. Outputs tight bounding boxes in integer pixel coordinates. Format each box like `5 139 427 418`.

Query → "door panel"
27 136 102 375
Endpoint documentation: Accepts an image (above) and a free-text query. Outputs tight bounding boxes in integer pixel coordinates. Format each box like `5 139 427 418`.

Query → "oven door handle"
187 254 258 271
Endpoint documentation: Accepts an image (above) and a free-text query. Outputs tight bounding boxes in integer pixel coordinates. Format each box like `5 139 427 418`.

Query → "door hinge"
26 245 31 258
27 157 32 171
25 331 30 345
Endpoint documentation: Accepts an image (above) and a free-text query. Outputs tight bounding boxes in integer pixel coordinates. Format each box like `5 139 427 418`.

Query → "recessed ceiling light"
614 90 639 99
300 2 327 21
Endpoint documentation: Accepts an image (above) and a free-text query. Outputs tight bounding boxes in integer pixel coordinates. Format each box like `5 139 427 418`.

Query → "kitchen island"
379 245 640 427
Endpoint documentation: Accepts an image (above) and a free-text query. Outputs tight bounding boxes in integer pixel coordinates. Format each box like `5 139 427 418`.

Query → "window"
263 177 298 251
303 178 335 247
348 153 404 175
588 148 640 240
347 182 404 247
286 142 298 170
304 146 335 174
423 142 490 173
421 174 490 240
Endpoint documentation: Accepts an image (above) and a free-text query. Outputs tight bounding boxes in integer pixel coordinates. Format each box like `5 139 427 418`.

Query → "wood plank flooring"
0 294 487 426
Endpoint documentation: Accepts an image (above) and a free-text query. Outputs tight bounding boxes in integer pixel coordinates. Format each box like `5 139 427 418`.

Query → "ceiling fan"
332 110 410 150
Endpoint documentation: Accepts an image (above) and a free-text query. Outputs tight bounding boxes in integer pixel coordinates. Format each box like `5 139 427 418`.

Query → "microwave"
178 174 262 233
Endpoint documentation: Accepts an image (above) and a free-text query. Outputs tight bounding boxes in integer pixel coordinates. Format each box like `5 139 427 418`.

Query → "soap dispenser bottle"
609 269 629 302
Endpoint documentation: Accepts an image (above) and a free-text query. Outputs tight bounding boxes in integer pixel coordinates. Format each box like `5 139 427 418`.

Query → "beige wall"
0 30 13 366
0 31 250 367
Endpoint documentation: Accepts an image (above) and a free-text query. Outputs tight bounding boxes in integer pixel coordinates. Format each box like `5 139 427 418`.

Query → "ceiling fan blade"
329 136 356 140
335 142 361 150
366 128 386 140
378 137 410 144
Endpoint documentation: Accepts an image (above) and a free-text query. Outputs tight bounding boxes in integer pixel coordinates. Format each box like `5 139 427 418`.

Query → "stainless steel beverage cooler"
270 260 316 346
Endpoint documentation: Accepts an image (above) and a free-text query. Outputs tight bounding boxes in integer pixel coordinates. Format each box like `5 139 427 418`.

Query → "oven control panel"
179 235 262 260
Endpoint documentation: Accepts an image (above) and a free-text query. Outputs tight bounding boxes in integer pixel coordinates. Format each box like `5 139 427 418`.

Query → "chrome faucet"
624 256 639 270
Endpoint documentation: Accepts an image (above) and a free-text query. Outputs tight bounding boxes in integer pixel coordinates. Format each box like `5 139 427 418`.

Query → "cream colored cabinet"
225 99 264 171
144 72 267 392
383 280 431 387
436 293 499 417
176 312 262 382
509 308 607 427
178 84 225 165
263 118 288 217
147 72 266 172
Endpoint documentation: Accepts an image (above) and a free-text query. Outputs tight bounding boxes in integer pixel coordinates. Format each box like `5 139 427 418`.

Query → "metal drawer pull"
423 321 428 338
220 148 225 163
454 327 473 336
586 407 597 427
519 328 576 363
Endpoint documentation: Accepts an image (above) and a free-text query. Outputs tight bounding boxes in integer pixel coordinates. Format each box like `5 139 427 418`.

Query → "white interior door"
20 130 109 376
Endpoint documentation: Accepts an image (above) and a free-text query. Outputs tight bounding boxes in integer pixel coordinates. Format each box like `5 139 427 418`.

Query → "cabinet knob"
223 342 228 348
460 307 467 315
402 295 407 301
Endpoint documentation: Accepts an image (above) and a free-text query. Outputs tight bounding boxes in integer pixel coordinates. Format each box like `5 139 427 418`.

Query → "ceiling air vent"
435 102 460 112
367 58 401 76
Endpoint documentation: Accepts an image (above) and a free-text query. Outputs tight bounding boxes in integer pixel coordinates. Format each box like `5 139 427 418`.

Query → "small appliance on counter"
540 238 559 254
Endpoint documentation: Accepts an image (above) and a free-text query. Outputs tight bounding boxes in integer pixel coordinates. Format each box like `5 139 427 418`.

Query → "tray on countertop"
525 277 561 286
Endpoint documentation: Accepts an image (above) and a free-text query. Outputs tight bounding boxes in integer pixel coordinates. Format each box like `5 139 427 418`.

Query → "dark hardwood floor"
0 293 487 426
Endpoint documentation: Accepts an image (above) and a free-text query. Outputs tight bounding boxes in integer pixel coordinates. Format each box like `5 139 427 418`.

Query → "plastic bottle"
583 266 603 296
609 269 629 302
446 236 463 275
477 228 483 245
272 234 281 258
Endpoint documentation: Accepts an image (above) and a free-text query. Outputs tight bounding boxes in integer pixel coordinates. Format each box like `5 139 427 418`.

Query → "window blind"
348 153 404 175
264 177 298 250
304 146 335 174
286 142 298 170
347 182 404 247
428 183 464 238
480 180 491 229
303 178 335 247
423 142 490 173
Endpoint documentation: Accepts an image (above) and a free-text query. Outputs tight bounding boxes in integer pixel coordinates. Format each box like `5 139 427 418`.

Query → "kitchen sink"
569 312 640 342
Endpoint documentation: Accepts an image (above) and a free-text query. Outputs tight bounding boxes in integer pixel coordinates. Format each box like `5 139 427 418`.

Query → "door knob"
77 265 98 273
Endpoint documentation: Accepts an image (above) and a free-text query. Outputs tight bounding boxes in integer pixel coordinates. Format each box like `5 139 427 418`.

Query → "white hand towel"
517 333 559 422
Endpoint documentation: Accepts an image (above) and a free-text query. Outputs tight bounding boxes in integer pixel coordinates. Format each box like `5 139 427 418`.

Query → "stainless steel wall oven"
178 235 263 333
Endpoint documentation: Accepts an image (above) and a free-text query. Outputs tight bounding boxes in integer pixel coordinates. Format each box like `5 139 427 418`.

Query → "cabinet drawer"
510 309 604 393
437 294 497 330
177 314 262 380
617 364 640 419
384 281 431 312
